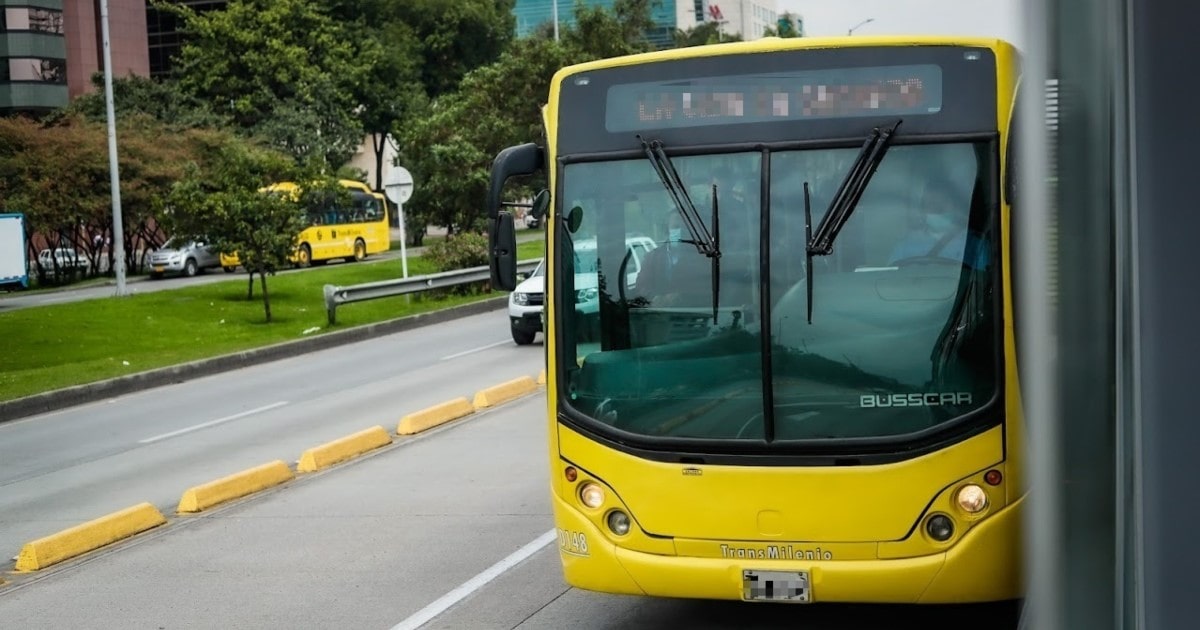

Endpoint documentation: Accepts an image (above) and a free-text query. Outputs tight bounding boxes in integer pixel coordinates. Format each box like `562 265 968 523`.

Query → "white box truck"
0 213 29 290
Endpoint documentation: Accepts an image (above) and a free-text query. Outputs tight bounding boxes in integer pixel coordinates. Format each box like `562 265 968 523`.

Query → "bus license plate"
742 570 811 603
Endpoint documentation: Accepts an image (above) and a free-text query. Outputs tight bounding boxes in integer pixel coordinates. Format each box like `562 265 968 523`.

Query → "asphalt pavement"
0 391 1018 630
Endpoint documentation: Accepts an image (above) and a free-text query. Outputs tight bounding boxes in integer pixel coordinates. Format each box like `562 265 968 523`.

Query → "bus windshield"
560 141 999 443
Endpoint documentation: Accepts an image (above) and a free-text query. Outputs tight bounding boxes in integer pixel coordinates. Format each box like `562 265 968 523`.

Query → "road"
0 248 411 312
0 227 544 313
0 392 1019 629
0 308 544 562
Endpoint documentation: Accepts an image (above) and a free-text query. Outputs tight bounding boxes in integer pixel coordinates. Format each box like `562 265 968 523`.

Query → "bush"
425 232 488 272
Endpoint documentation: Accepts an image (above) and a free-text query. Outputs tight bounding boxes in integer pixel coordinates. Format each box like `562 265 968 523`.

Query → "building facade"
513 0 779 47
674 0 783 40
145 0 225 78
63 0 149 99
1 1 68 113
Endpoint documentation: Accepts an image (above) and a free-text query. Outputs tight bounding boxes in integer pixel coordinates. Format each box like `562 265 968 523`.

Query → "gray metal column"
1127 1 1200 627
1020 0 1122 627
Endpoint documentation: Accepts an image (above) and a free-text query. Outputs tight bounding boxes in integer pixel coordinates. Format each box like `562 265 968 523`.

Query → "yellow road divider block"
397 398 475 435
472 375 539 409
537 369 546 385
177 460 295 514
15 503 167 572
298 425 392 472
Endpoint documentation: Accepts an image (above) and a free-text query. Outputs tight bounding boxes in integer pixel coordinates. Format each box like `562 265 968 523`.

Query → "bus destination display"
605 64 943 132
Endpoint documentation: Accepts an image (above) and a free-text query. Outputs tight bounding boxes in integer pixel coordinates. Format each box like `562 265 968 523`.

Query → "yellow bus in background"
487 36 1025 604
220 179 390 270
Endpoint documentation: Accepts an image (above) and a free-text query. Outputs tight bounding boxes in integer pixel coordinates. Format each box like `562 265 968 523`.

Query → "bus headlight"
955 484 989 514
579 482 605 509
606 510 631 536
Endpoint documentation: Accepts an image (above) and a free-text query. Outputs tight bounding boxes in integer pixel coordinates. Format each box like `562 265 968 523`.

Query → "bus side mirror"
491 212 518 290
487 143 544 291
531 189 550 220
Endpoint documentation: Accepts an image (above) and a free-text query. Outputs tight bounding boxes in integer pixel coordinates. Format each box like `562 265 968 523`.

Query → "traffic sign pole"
384 167 415 279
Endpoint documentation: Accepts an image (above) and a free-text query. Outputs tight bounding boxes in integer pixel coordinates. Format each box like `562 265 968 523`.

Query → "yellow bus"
487 36 1025 604
220 179 390 270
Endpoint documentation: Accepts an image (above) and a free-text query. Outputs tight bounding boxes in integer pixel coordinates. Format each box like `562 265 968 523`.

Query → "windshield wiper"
807 120 902 257
639 136 720 258
803 120 902 323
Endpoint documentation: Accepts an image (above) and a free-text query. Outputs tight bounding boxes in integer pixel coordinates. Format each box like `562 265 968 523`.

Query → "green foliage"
59 74 226 130
674 22 743 47
424 232 489 272
562 0 659 59
763 12 802 38
391 0 517 99
0 114 201 280
399 37 575 234
164 0 372 169
164 135 307 322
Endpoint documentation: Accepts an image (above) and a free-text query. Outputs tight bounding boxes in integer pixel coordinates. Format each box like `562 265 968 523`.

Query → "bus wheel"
223 266 236 273
347 239 366 263
296 244 311 268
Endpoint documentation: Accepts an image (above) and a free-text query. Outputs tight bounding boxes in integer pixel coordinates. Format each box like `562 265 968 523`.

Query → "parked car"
507 235 657 345
36 248 87 275
147 238 222 278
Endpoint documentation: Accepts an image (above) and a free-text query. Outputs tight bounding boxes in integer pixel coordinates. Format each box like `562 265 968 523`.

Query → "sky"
774 0 1023 50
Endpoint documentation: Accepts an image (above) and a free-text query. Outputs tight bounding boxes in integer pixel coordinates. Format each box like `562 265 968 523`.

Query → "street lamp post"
99 0 127 296
848 18 875 36
552 0 559 41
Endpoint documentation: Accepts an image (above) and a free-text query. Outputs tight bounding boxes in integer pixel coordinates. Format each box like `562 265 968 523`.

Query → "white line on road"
137 401 289 444
389 529 557 630
440 339 510 361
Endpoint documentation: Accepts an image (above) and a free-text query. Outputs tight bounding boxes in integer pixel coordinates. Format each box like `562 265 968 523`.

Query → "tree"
390 0 517 99
673 21 743 47
0 114 194 281
399 37 575 235
763 12 802 38
164 137 307 322
164 0 373 170
60 73 226 130
560 0 659 59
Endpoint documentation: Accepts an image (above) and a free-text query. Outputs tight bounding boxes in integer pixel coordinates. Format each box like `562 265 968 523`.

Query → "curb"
0 296 508 424
472 376 539 409
14 503 167 572
177 460 295 514
6 370 546 575
397 397 475 436
298 426 393 472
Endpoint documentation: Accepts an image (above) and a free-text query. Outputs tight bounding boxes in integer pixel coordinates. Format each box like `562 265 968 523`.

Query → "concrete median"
472 376 539 409
298 425 393 472
177 460 296 513
397 398 475 436
14 502 167 572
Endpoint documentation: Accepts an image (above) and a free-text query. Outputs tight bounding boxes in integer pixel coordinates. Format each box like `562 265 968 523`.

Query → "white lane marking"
389 529 557 630
440 340 510 361
137 401 288 444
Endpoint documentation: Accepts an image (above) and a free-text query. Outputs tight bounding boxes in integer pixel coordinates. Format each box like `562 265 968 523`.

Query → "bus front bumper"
553 494 1023 604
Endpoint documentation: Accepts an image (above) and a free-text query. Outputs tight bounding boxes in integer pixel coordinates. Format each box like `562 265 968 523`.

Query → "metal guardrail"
323 259 540 325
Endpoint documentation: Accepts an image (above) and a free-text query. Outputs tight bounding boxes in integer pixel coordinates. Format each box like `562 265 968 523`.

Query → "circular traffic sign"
384 166 414 204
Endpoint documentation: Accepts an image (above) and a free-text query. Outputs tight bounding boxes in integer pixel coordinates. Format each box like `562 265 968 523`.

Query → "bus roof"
262 179 374 194
551 35 1020 84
